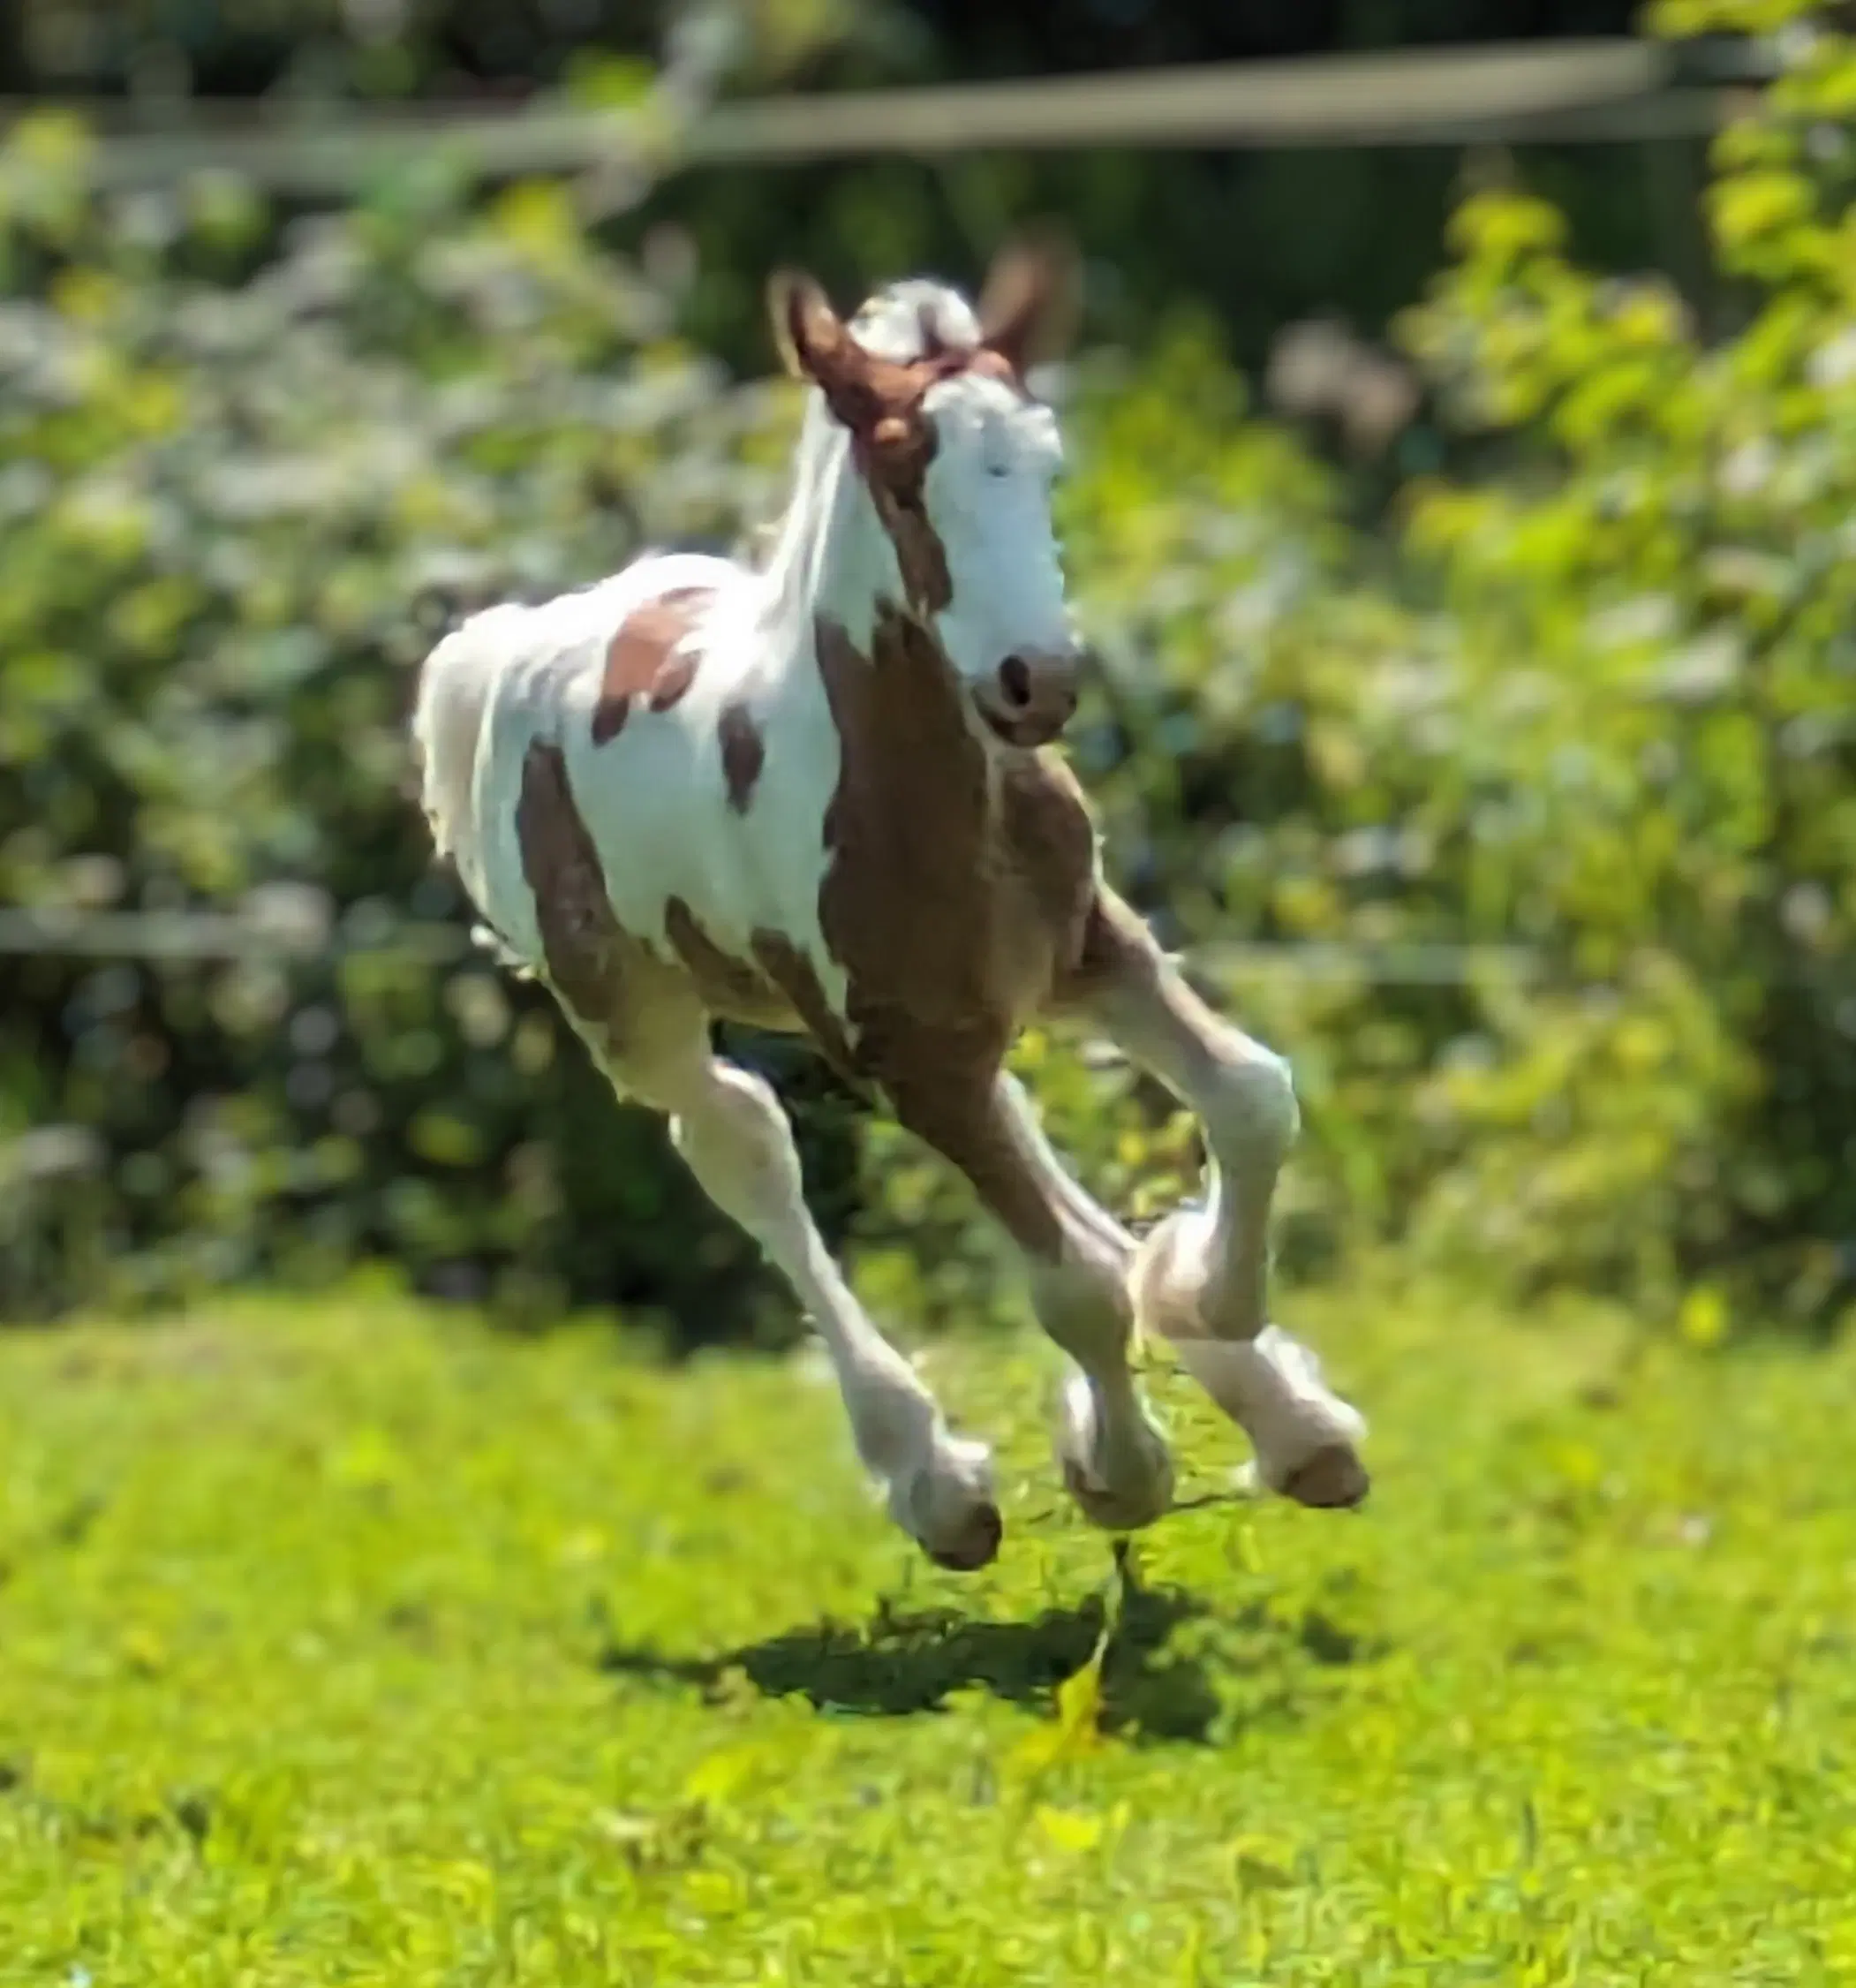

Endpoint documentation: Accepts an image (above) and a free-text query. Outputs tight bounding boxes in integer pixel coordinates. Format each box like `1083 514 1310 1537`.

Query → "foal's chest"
811 612 1098 1057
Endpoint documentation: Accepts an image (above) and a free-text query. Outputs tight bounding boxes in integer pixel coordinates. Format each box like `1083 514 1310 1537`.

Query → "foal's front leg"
600 1004 1001 1571
887 1060 1175 1532
1066 894 1369 1508
670 1056 1003 1568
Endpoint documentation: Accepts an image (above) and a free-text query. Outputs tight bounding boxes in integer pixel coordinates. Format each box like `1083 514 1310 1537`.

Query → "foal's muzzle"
972 648 1083 749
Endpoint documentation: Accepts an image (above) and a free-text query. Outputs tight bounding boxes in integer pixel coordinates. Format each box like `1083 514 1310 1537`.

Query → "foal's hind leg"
887 1061 1174 1533
1063 893 1368 1509
600 998 1002 1571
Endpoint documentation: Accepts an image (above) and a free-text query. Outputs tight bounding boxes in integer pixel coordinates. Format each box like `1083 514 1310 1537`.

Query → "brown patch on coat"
647 652 698 713
514 745 797 1094
1055 883 1164 1008
590 586 713 746
884 1062 1068 1261
1052 882 1234 1106
717 701 766 814
805 605 1099 1259
662 897 794 1031
998 752 1099 976
515 740 629 1051
750 934 864 1092
509 735 924 1113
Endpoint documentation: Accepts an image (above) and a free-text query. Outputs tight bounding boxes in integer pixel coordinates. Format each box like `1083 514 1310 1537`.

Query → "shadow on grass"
597 1576 1226 1743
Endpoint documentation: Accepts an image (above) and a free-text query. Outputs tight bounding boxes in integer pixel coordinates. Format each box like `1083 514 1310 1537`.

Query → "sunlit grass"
2 1276 1852 1984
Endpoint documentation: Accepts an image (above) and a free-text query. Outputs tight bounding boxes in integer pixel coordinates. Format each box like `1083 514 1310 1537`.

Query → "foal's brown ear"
976 225 1082 377
767 266 890 428
768 268 850 383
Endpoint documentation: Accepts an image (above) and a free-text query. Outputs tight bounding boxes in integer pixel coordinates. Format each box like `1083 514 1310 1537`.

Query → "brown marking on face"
717 701 766 815
804 605 1099 1259
850 412 953 616
515 740 629 1051
591 586 713 745
836 334 1038 618
794 315 1039 619
772 238 1075 623
962 345 1033 397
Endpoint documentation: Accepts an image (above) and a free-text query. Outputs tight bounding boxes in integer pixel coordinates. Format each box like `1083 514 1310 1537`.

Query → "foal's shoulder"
996 746 1100 954
1000 746 1097 845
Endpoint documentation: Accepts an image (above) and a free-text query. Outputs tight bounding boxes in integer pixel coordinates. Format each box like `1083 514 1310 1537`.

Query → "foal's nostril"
976 650 1080 747
998 654 1033 708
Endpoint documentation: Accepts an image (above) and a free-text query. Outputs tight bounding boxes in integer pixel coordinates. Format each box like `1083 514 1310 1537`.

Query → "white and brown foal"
411 237 1368 1572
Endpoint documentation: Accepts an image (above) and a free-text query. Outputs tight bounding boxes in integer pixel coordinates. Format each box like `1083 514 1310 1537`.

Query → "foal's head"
769 233 1086 749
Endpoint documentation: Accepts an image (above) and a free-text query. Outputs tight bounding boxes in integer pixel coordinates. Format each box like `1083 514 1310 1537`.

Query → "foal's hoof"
1053 1374 1175 1533
1279 1445 1370 1511
1059 1452 1175 1533
922 1500 1004 1573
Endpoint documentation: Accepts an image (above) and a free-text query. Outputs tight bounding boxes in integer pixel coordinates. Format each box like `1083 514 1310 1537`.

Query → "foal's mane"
752 279 986 633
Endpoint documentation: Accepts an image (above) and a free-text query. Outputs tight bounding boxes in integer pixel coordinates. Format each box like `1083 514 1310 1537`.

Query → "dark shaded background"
3 0 1660 374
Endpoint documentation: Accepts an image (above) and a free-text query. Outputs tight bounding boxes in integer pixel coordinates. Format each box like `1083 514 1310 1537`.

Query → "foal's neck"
755 416 907 673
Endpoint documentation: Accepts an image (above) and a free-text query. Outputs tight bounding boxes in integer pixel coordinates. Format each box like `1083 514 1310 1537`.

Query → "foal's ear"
767 267 894 430
976 226 1082 377
768 268 848 385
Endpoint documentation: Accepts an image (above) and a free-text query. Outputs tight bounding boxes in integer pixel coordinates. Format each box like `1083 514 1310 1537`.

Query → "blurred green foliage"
0 115 821 1330
1386 0 1856 1319
862 2 1856 1335
13 0 1665 382
4 4 1856 1336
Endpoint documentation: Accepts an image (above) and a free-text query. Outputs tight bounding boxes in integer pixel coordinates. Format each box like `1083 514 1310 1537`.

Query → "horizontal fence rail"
0 38 1776 196
0 905 1544 987
0 905 468 965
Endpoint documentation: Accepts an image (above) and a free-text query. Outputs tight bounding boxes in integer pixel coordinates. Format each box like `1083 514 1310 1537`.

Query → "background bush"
844 0 1856 1340
0 124 818 1332
4 0 1855 1341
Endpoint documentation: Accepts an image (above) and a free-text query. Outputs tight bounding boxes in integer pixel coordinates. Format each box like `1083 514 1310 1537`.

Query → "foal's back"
413 548 843 1013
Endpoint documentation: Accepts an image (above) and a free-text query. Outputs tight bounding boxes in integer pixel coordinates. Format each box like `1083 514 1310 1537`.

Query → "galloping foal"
411 235 1368 1572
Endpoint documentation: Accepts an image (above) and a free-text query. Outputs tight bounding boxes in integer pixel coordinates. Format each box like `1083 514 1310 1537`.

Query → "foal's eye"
985 463 1012 480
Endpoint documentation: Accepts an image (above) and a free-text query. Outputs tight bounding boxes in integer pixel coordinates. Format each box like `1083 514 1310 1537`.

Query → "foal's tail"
412 604 540 970
410 601 556 978
411 606 517 875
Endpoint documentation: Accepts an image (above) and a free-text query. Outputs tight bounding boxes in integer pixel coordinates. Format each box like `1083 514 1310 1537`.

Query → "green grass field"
2 1277 1852 1984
